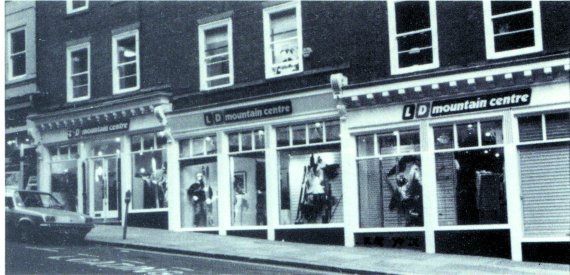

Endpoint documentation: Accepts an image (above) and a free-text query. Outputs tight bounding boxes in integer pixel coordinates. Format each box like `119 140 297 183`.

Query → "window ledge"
65 9 89 19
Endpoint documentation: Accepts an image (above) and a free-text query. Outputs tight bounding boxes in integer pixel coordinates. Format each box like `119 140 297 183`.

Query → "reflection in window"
436 149 507 225
279 148 343 225
51 161 78 212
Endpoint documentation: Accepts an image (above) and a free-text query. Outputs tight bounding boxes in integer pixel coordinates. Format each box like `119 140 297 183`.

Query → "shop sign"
67 119 130 139
403 89 531 120
204 100 293 126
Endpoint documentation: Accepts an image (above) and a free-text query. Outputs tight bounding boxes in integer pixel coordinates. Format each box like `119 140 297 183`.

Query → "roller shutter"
519 143 570 238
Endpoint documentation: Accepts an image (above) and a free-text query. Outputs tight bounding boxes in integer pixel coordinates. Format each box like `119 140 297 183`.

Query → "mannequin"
187 172 213 227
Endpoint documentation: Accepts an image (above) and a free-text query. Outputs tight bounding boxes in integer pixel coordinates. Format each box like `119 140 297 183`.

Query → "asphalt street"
5 240 339 275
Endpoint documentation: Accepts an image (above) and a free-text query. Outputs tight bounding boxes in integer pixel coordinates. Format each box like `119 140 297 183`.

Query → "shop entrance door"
90 157 120 219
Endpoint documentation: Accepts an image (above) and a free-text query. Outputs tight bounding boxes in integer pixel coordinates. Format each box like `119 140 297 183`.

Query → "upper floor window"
199 19 234 90
67 0 89 14
7 28 26 80
387 0 439 75
112 30 140 94
483 0 543 59
67 43 90 102
263 2 303 78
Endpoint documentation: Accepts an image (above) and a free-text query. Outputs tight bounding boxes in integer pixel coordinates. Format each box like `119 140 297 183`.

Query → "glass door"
90 157 120 219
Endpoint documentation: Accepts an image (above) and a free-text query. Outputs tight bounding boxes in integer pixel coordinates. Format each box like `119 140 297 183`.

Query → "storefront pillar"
120 135 131 226
503 111 523 261
265 125 278 241
218 132 230 236
37 145 51 192
167 139 181 230
422 120 437 254
340 118 357 247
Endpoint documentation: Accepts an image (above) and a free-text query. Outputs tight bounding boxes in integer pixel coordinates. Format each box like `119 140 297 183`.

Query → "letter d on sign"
403 104 416 120
416 103 430 118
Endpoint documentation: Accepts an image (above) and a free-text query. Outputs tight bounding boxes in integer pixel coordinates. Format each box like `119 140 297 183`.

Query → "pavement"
86 225 570 275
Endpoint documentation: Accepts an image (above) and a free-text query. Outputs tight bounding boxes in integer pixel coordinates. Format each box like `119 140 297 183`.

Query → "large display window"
228 129 266 226
179 135 218 228
433 119 507 226
276 120 343 225
357 129 423 228
131 133 168 210
50 145 79 211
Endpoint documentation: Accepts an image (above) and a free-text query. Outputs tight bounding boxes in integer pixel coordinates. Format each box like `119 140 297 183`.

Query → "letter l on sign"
403 104 416 120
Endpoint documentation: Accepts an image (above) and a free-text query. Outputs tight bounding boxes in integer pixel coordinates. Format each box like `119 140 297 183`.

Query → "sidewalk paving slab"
86 225 570 275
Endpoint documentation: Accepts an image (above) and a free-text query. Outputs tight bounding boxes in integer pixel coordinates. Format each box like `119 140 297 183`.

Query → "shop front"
336 58 569 263
28 91 172 228
167 89 346 244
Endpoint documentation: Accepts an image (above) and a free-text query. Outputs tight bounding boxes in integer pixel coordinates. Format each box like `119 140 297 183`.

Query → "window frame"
263 1 304 79
112 29 140 94
66 0 89 14
7 27 27 81
387 0 440 75
198 18 234 91
482 0 543 59
66 42 91 102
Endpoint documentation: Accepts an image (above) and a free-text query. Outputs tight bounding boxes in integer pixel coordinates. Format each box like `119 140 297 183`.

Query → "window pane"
395 1 430 34
120 76 137 89
308 122 324 144
325 120 340 142
11 54 26 77
270 9 297 41
241 132 253 151
357 135 375 157
397 31 432 51
545 112 570 140
180 158 218 228
72 74 88 87
457 123 478 148
180 139 190 157
117 36 136 63
72 0 87 9
254 130 265 150
230 152 266 226
72 49 88 73
229 133 239 152
206 60 229 78
133 150 168 210
92 139 121 156
192 138 205 156
51 161 78 212
378 134 397 155
400 130 420 153
59 146 69 156
73 86 89 98
272 40 300 75
119 63 137 77
481 120 503 145
436 149 507 226
207 77 230 88
11 30 25 53
434 126 454 149
279 149 343 225
491 1 532 15
205 136 217 154
399 48 433 68
292 125 306 145
131 135 142 152
493 12 534 34
518 115 542 142
142 133 154 151
205 26 228 56
277 127 290 147
494 31 535 52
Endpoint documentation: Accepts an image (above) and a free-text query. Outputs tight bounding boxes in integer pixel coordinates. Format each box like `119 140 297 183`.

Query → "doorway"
89 157 120 219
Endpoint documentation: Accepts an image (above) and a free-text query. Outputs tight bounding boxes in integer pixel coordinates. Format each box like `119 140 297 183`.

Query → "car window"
18 192 63 209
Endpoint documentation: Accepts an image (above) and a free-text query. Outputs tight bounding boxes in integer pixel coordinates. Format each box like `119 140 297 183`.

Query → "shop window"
131 134 167 210
357 130 423 228
518 111 570 143
49 145 79 212
229 128 266 226
263 2 303 78
180 136 218 228
67 42 90 102
228 129 264 153
199 19 233 90
434 120 507 226
112 30 139 94
91 138 122 156
67 0 89 14
8 28 26 80
387 0 439 74
276 120 341 148
483 0 542 59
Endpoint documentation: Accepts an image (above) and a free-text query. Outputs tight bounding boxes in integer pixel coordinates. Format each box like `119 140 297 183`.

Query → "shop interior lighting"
495 153 500 158
140 168 146 174
98 151 103 156
116 149 121 154
115 137 121 142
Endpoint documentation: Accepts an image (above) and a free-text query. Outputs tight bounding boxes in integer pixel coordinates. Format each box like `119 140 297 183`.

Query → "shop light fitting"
495 153 500 158
115 137 121 143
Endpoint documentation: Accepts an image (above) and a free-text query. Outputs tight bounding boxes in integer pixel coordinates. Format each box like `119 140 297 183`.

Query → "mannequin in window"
151 162 167 208
187 172 214 227
387 156 423 227
233 174 248 225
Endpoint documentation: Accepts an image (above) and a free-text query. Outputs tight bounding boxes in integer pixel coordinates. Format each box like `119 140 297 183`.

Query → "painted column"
421 120 437 254
77 141 87 214
265 124 278 241
167 139 181 231
217 131 230 236
37 145 51 193
503 111 523 261
120 135 132 227
340 117 357 247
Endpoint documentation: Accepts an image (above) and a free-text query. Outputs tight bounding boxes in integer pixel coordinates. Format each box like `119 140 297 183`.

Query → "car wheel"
18 222 37 243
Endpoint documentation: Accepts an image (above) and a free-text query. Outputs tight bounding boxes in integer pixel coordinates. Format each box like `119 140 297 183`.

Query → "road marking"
172 267 195 272
78 253 95 257
123 260 145 264
25 247 59 253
